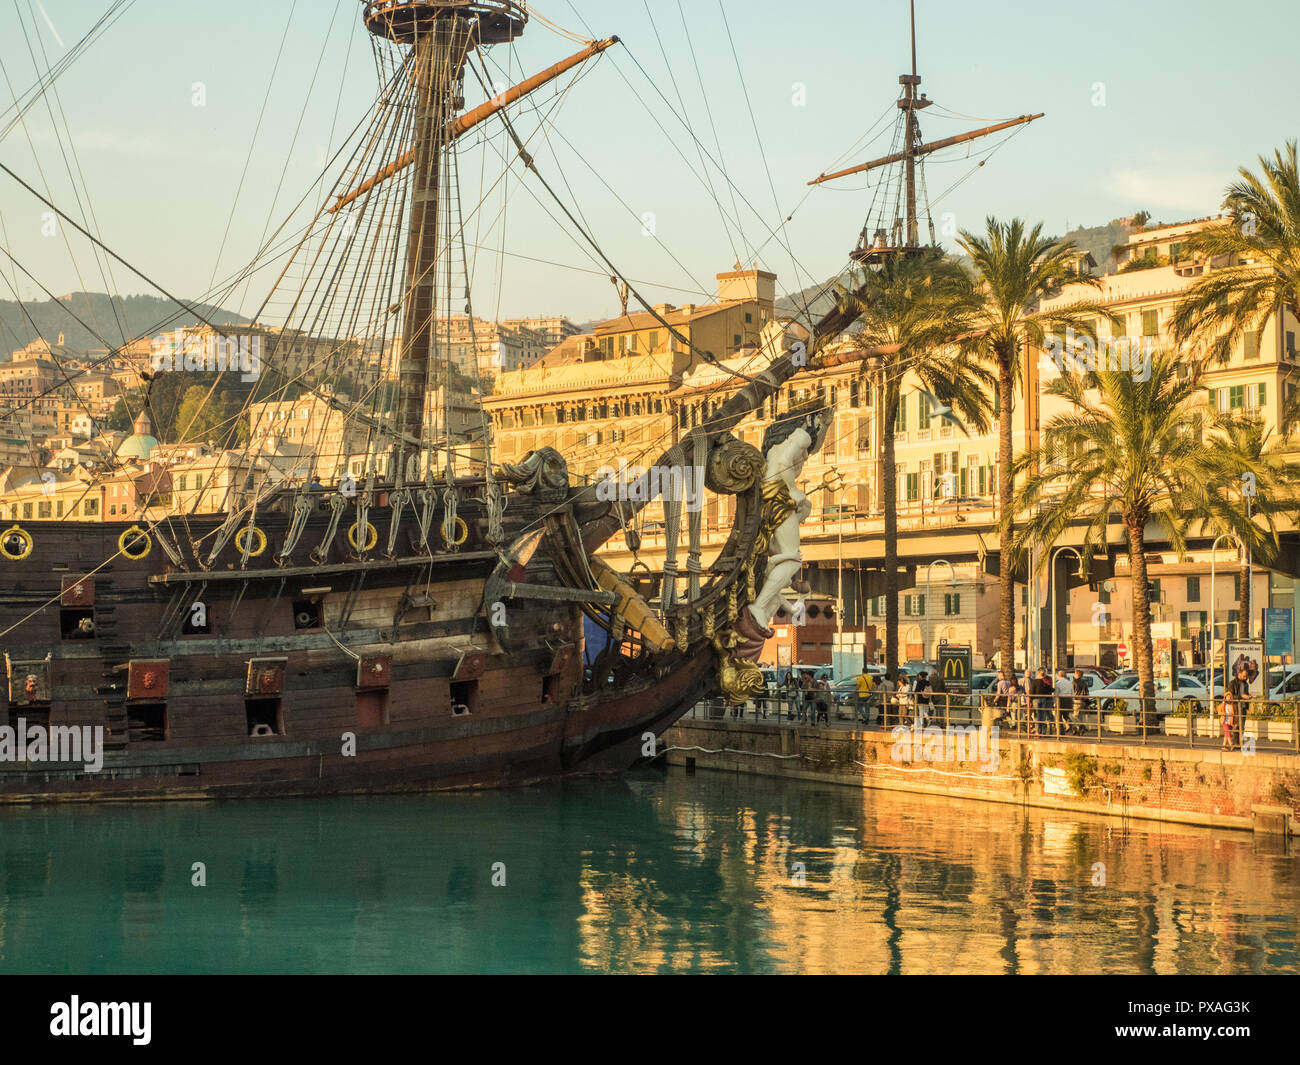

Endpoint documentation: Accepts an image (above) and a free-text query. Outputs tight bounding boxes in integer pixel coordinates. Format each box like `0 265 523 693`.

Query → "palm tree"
1171 141 1300 363
1201 413 1300 634
959 218 1113 671
836 250 993 674
1010 350 1248 720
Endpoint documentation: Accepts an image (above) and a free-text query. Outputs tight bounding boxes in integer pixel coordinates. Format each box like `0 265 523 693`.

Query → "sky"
0 0 1295 334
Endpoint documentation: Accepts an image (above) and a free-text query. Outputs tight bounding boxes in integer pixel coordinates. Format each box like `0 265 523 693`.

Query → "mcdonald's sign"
937 646 972 694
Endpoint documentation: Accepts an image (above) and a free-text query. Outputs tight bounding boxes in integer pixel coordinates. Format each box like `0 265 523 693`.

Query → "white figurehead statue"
732 408 825 658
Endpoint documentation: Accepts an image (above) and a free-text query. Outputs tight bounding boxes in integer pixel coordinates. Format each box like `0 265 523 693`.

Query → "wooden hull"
0 502 716 802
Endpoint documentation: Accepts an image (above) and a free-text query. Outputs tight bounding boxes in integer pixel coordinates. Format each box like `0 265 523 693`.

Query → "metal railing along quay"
684 688 1300 755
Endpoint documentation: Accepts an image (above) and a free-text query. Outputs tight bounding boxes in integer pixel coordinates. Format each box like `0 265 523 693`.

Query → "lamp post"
925 559 955 662
1048 545 1083 675
1209 533 1244 670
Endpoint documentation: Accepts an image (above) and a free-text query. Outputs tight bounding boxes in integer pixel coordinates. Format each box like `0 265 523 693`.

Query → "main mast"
900 0 926 252
362 1 528 480
807 0 1041 264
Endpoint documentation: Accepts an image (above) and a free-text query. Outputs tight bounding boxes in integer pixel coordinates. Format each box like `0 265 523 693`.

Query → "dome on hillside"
116 412 158 460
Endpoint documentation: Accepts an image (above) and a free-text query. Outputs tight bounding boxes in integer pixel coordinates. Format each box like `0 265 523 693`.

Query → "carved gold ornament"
705 436 765 495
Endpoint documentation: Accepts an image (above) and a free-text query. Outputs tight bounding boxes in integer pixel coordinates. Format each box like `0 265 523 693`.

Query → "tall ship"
0 0 1035 800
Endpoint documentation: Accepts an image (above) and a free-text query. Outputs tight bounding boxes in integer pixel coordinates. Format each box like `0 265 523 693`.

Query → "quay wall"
661 718 1300 834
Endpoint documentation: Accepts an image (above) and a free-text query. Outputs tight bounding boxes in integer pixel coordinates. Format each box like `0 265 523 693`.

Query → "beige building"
248 388 366 483
500 315 581 352
1037 216 1300 666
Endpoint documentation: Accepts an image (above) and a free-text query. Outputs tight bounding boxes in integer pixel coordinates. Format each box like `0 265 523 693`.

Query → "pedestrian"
854 668 876 725
1227 663 1252 748
1054 668 1074 736
878 671 897 727
1221 689 1237 752
815 674 831 725
1029 668 1053 734
1003 676 1027 731
800 670 817 724
993 669 1011 723
1071 669 1091 735
913 670 933 727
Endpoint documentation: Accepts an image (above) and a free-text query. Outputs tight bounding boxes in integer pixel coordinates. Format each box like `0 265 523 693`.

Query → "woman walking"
1221 690 1238 752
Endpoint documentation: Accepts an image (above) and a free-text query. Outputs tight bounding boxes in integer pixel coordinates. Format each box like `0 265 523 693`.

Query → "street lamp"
1048 545 1083 675
924 558 955 662
1209 533 1244 666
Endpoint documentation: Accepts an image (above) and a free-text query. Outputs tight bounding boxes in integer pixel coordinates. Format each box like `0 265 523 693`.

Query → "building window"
943 593 960 616
1244 330 1261 360
894 400 907 432
1141 309 1159 336
1186 575 1200 602
856 416 871 450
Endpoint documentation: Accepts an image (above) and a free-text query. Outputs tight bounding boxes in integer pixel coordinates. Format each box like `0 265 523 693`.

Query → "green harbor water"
0 769 1295 974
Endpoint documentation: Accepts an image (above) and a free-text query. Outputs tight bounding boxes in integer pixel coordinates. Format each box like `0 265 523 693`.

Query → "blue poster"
1264 607 1292 657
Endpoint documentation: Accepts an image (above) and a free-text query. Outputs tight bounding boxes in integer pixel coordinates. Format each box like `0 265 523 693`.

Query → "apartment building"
1039 216 1300 666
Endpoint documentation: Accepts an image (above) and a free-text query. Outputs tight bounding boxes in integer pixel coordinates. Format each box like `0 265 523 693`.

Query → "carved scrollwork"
712 629 766 705
495 447 569 494
704 434 765 495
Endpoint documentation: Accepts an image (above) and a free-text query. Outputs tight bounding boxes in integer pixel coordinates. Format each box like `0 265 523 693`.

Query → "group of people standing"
756 659 1260 750
782 670 832 725
992 667 1091 736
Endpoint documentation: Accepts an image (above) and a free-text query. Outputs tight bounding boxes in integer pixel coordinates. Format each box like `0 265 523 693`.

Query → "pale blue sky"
0 0 1294 333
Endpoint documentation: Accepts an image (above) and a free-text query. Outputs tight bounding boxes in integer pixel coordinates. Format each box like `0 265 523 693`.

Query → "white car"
1265 665 1300 701
1091 672 1207 715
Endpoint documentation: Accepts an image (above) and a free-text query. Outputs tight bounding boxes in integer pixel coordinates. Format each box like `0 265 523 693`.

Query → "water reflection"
0 771 1294 973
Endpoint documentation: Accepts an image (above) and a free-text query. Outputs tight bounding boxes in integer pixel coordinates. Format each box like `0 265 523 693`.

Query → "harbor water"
0 769 1295 974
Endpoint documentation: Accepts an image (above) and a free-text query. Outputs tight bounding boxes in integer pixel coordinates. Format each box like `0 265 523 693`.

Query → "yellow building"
1037 216 1300 666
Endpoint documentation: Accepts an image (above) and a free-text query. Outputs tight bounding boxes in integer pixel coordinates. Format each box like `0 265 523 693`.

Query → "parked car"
899 661 938 679
1265 665 1300 701
1091 673 1207 716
